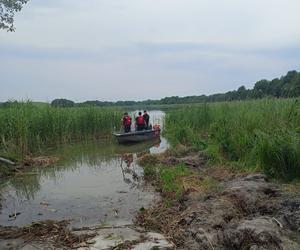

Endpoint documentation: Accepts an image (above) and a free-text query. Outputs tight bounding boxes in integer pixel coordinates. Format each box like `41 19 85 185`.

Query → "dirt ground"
136 149 300 250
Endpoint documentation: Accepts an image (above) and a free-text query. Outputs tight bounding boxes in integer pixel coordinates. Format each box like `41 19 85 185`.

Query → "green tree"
236 86 248 100
281 71 299 97
269 78 282 97
0 0 29 32
253 79 270 98
51 99 75 108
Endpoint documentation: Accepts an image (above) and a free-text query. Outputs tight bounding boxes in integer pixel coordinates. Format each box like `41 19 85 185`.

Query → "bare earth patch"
136 150 300 250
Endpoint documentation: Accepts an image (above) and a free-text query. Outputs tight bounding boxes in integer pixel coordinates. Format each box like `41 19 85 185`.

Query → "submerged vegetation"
0 101 122 157
165 98 300 181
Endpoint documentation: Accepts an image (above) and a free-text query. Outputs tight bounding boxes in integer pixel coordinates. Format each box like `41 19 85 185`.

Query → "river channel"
0 110 169 228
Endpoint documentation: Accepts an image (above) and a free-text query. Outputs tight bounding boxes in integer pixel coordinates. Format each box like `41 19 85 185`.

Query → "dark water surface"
0 111 168 227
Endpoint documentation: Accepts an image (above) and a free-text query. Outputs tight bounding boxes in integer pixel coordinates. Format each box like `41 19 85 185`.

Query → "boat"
114 125 161 144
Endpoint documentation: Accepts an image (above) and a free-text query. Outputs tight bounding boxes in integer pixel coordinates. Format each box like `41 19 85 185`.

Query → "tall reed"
165 98 300 180
0 102 122 156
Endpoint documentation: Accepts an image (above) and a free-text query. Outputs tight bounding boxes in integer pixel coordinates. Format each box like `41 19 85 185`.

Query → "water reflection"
120 154 139 188
8 138 161 198
0 111 168 227
8 174 41 201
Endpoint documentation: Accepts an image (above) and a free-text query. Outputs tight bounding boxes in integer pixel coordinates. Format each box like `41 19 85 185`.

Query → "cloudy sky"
1 0 300 102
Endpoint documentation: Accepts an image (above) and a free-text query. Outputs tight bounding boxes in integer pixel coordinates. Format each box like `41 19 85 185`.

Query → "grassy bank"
165 98 300 181
0 102 122 158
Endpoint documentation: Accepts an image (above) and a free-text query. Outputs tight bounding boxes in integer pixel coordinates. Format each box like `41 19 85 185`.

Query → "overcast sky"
1 0 300 102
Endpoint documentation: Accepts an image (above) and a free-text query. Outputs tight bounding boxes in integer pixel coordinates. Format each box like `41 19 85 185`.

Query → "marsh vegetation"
0 101 122 158
165 98 300 181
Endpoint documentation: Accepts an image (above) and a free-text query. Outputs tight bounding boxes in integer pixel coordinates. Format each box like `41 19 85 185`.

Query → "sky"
1 0 300 102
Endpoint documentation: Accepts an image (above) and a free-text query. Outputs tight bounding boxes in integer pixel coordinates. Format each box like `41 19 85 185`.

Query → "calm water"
0 111 169 227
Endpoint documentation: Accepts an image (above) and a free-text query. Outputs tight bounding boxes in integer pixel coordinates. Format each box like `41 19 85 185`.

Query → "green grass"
143 163 221 201
165 98 300 181
0 101 122 156
160 165 191 194
255 130 300 180
144 164 193 199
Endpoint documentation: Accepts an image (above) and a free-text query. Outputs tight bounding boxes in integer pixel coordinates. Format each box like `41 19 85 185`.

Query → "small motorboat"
114 125 161 144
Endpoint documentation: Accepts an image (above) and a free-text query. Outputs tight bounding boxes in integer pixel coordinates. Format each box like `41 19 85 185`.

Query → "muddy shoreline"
136 148 300 249
1 146 300 249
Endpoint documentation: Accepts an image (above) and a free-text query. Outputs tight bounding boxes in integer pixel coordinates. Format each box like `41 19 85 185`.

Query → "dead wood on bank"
0 220 96 249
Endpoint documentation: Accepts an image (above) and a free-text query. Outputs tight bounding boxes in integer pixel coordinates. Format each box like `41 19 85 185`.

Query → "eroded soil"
136 149 300 250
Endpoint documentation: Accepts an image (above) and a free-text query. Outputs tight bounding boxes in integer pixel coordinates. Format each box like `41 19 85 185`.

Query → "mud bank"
137 149 300 250
0 220 174 249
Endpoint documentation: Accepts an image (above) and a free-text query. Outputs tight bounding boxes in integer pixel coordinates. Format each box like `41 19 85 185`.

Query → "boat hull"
114 129 161 144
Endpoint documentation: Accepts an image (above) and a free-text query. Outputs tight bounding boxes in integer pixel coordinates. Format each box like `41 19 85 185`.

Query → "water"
0 110 169 228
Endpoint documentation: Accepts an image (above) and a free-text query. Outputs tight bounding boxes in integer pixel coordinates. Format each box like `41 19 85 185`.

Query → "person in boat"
122 112 132 133
143 110 150 129
135 111 146 131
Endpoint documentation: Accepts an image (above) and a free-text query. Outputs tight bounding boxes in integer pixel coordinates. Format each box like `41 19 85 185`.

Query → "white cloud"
0 0 299 101
2 0 300 49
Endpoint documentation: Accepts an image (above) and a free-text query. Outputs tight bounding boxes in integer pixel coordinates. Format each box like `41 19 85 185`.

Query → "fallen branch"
0 157 15 165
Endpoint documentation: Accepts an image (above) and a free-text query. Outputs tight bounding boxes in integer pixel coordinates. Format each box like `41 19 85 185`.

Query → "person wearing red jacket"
135 111 146 131
122 112 132 133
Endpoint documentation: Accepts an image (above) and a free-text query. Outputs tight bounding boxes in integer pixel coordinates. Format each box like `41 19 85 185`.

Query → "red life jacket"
123 116 131 126
137 116 145 125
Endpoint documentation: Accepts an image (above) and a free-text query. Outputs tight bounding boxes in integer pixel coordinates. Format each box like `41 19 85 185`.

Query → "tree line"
49 70 299 107
1 70 299 108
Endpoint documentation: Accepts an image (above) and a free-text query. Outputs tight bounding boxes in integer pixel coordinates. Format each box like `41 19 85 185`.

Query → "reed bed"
165 98 300 181
0 102 122 156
